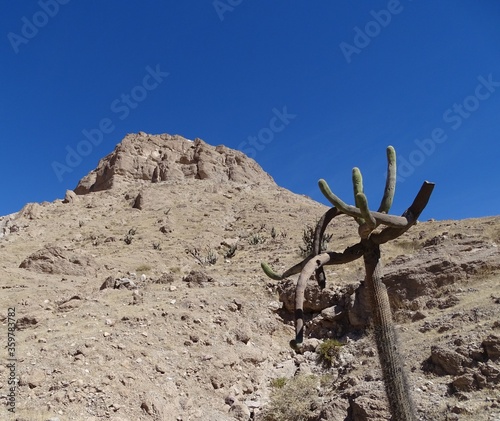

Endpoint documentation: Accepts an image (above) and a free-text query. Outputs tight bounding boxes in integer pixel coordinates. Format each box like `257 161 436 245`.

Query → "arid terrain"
1 133 499 421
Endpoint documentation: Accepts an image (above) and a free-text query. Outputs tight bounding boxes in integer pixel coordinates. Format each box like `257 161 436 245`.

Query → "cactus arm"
261 254 316 281
318 179 352 214
260 262 284 280
319 179 409 228
378 146 396 213
371 181 435 245
356 192 376 238
352 167 365 225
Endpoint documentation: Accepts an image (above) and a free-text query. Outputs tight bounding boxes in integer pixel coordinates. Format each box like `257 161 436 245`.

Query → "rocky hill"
0 133 499 421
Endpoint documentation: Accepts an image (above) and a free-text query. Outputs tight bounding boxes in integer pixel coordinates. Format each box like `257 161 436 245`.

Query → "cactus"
260 146 434 421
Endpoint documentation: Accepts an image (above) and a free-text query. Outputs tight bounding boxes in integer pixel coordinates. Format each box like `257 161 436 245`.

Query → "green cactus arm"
260 262 284 280
356 192 376 238
378 146 396 213
319 179 409 228
261 254 316 281
318 179 353 213
352 167 365 225
356 192 376 228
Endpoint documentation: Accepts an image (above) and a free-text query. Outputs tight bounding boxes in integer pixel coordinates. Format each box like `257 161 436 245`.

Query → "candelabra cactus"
261 146 434 421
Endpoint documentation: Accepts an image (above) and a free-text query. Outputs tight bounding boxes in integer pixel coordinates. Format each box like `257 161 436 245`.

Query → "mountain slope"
0 133 499 421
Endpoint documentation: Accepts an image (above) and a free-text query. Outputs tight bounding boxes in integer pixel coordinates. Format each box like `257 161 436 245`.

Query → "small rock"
155 364 166 374
63 190 77 204
133 192 144 210
428 346 468 375
229 401 251 420
483 335 500 360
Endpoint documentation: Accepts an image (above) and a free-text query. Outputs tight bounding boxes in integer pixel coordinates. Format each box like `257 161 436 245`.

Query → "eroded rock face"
382 233 500 310
74 133 275 194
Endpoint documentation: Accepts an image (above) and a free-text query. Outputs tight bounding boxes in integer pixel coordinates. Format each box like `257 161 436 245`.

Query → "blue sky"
2 1 500 221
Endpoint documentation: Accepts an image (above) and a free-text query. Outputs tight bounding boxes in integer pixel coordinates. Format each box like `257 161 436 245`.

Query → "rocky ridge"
0 132 499 421
74 132 275 194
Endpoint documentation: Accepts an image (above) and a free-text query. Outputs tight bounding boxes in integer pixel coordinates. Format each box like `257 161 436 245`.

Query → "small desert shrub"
248 234 266 245
205 248 217 265
170 266 181 274
270 226 277 239
270 377 287 389
136 264 152 273
394 239 422 253
186 247 218 265
225 244 237 258
261 375 320 421
299 222 333 257
317 339 343 367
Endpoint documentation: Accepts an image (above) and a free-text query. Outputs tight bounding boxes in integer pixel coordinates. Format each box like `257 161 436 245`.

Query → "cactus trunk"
363 240 416 421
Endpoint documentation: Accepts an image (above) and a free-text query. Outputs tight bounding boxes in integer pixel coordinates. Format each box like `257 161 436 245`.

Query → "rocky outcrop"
382 233 500 311
19 245 96 276
74 132 275 194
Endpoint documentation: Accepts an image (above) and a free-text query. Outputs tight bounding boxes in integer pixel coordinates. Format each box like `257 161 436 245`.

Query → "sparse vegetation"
261 375 320 421
394 239 422 253
136 264 152 273
298 222 333 257
206 248 217 265
186 246 218 265
248 233 266 245
270 377 287 389
317 339 343 367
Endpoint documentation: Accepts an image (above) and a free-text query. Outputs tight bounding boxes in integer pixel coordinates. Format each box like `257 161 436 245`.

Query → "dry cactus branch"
312 207 340 289
292 244 364 345
371 181 435 245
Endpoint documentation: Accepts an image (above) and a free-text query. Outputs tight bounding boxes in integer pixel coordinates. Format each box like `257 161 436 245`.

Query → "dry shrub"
261 375 320 421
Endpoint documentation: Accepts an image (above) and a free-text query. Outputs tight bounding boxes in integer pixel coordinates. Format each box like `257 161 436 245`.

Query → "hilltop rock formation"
74 132 275 194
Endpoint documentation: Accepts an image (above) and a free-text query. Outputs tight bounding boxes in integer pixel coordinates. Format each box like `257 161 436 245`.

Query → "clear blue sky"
2 1 500 220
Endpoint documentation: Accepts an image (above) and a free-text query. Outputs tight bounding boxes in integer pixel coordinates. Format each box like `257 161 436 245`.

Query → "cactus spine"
261 146 434 420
